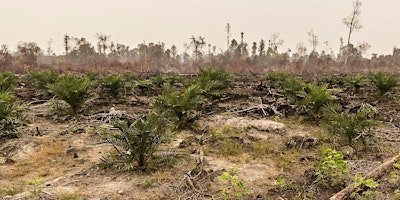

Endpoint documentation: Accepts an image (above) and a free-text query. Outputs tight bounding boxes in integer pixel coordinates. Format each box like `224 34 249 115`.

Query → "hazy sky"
1 0 399 56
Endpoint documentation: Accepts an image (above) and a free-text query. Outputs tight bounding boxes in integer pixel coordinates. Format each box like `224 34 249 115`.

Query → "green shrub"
154 84 205 129
151 73 190 88
196 68 234 99
100 74 126 98
322 104 376 147
350 75 367 93
266 73 305 102
368 72 397 96
321 75 350 87
315 148 349 187
350 174 379 200
84 71 99 81
101 111 168 169
300 83 334 120
48 73 93 116
135 79 153 95
0 91 25 132
266 72 290 87
27 71 59 98
218 166 249 200
0 71 18 93
267 72 334 120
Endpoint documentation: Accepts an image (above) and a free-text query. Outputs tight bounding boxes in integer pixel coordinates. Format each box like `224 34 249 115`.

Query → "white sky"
0 0 399 56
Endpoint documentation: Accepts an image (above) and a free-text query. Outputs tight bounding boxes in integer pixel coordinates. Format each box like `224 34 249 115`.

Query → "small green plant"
368 72 397 96
0 186 23 197
270 73 305 102
322 104 376 148
154 84 205 129
100 74 126 98
0 91 25 132
196 68 234 99
271 176 295 192
394 160 400 169
321 75 350 87
394 189 400 200
151 73 190 88
350 174 379 200
27 71 59 98
351 75 367 93
389 171 400 188
26 176 43 198
315 148 349 187
100 111 168 170
48 73 93 116
0 71 18 93
135 177 155 189
84 71 99 81
300 83 334 120
135 79 153 95
218 166 249 200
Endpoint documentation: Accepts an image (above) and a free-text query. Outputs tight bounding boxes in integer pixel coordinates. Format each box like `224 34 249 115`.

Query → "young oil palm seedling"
196 68 234 99
100 74 126 98
300 83 334 120
368 72 397 96
154 84 206 129
47 73 93 116
0 91 25 134
322 103 376 149
27 71 59 98
0 71 18 93
100 111 168 170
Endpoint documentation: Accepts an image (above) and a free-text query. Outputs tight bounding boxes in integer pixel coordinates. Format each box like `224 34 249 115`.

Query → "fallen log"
329 153 400 200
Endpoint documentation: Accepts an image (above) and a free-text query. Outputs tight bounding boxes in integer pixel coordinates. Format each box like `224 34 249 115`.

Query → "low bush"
350 174 379 200
100 111 168 170
315 148 349 187
27 71 59 98
0 91 25 132
48 73 93 116
218 166 249 200
300 83 334 120
322 104 376 148
100 74 126 98
0 71 18 93
196 68 234 99
154 84 205 129
368 72 397 96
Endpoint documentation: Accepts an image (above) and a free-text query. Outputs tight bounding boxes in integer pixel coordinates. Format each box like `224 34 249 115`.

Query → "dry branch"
329 153 400 200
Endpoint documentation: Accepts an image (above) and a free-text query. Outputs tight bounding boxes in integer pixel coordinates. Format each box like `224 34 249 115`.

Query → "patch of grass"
275 149 302 172
135 177 155 189
59 192 81 200
0 186 23 197
26 176 44 198
219 138 243 156
250 141 274 157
